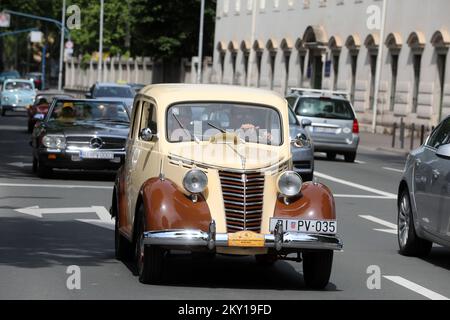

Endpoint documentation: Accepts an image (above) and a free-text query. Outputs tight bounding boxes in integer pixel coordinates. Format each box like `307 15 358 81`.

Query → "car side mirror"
436 144 450 159
139 128 158 142
301 119 312 128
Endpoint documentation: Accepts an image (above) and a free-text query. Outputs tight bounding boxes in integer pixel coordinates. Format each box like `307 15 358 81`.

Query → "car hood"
44 121 129 137
169 143 287 171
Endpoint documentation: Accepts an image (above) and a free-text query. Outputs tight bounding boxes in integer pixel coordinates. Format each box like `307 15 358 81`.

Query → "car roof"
139 84 287 110
94 82 132 88
287 89 349 102
3 78 33 83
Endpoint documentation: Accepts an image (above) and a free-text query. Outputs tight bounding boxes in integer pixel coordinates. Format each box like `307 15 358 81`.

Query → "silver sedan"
398 116 450 256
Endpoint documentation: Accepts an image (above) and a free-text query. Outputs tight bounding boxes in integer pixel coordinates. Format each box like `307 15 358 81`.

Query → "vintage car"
31 98 130 177
0 79 36 116
111 84 342 288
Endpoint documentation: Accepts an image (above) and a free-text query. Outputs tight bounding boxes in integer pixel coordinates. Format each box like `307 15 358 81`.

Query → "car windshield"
49 101 130 123
4 81 33 91
296 98 355 120
167 103 282 146
93 86 133 98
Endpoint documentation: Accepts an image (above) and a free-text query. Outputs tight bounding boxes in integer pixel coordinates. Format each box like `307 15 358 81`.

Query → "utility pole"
196 0 205 84
372 0 388 133
247 0 258 87
58 0 66 91
98 0 104 82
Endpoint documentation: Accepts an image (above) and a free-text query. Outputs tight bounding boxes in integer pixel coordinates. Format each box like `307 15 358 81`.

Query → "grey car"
288 106 314 181
286 89 360 163
398 116 450 256
86 82 134 109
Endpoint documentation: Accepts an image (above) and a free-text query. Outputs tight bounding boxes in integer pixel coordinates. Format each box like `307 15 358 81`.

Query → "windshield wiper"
207 122 226 133
172 113 200 143
99 118 130 124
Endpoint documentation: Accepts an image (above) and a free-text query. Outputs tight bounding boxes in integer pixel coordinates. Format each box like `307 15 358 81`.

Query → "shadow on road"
420 247 450 271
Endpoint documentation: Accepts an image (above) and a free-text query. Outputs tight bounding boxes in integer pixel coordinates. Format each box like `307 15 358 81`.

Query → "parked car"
128 83 146 96
0 79 36 116
397 116 450 256
111 84 342 288
86 82 134 109
288 106 314 181
286 88 360 163
25 72 44 90
0 70 21 84
31 99 130 178
27 92 74 133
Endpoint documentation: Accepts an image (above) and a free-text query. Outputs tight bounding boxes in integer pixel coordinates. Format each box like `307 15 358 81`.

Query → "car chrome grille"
219 171 265 233
66 136 126 150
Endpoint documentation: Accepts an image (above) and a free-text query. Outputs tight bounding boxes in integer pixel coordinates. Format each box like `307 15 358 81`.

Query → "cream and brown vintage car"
111 84 342 289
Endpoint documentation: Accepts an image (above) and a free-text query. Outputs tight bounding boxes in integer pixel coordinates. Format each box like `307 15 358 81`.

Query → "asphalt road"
0 112 449 300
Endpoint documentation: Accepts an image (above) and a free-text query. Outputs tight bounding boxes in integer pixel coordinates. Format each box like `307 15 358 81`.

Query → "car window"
130 100 141 139
288 107 299 125
166 102 282 146
49 101 129 123
4 81 33 91
427 118 450 149
93 86 133 98
295 97 355 120
286 97 297 108
139 101 157 137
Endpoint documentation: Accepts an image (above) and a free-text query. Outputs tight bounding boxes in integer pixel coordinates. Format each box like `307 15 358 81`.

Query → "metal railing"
391 118 435 150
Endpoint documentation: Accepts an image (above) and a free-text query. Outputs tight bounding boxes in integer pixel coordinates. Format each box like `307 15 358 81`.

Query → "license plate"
270 218 337 235
228 231 265 247
80 151 114 159
314 127 338 134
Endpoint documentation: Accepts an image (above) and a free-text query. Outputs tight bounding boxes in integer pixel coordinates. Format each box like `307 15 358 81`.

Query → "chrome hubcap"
398 194 410 247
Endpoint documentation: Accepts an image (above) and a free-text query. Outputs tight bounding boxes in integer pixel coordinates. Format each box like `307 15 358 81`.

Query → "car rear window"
295 98 355 120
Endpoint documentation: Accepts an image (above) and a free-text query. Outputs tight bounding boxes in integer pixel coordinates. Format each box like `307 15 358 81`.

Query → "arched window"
345 34 361 104
385 33 403 112
266 39 278 90
328 36 343 90
364 33 380 110
431 29 450 121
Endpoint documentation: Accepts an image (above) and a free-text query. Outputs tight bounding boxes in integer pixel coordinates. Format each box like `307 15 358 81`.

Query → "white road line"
383 167 404 173
359 215 397 230
374 228 397 235
334 194 396 199
315 172 397 199
355 160 366 164
0 183 112 190
384 276 449 300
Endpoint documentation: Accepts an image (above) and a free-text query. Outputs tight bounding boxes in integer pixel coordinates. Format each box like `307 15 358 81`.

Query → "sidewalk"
358 131 423 157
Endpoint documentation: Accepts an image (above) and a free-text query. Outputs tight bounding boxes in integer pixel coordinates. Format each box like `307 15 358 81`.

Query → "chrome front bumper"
143 221 343 251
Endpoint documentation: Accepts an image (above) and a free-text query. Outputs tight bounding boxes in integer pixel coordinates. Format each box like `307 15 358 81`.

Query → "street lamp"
98 0 104 82
57 0 66 91
196 0 205 84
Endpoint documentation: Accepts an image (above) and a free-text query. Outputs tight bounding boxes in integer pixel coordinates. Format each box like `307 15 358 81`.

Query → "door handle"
432 169 440 180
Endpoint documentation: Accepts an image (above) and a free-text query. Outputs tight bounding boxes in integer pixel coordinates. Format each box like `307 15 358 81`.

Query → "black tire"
114 196 133 261
28 122 33 134
344 152 357 163
255 254 278 266
32 157 38 173
302 250 333 289
326 152 336 161
398 190 432 257
1 108 6 116
36 158 52 178
135 205 164 284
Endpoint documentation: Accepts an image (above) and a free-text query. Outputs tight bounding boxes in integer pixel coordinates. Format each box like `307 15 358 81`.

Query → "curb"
359 145 410 157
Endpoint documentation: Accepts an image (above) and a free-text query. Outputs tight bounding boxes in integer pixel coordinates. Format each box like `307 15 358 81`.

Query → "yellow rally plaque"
228 231 266 247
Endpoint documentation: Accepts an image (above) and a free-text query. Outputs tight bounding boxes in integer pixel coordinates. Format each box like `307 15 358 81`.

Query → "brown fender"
140 178 212 232
115 166 132 237
274 182 336 220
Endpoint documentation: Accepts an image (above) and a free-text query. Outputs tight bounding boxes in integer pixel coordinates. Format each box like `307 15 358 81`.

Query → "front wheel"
398 190 432 257
135 205 165 284
302 250 333 289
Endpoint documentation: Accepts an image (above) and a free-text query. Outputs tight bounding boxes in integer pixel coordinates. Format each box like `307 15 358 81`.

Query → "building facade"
211 0 450 131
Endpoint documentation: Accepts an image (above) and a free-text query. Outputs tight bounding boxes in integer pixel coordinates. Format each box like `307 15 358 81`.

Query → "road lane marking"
359 215 398 234
382 167 404 173
383 276 449 300
0 182 112 189
315 172 397 199
334 194 396 199
7 162 32 168
15 206 111 221
355 160 366 164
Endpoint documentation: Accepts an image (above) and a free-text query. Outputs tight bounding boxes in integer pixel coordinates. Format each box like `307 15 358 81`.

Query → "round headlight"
183 169 208 194
277 171 303 197
42 135 54 148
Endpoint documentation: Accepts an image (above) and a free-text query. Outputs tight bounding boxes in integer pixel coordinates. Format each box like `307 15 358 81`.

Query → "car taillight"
352 119 359 134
